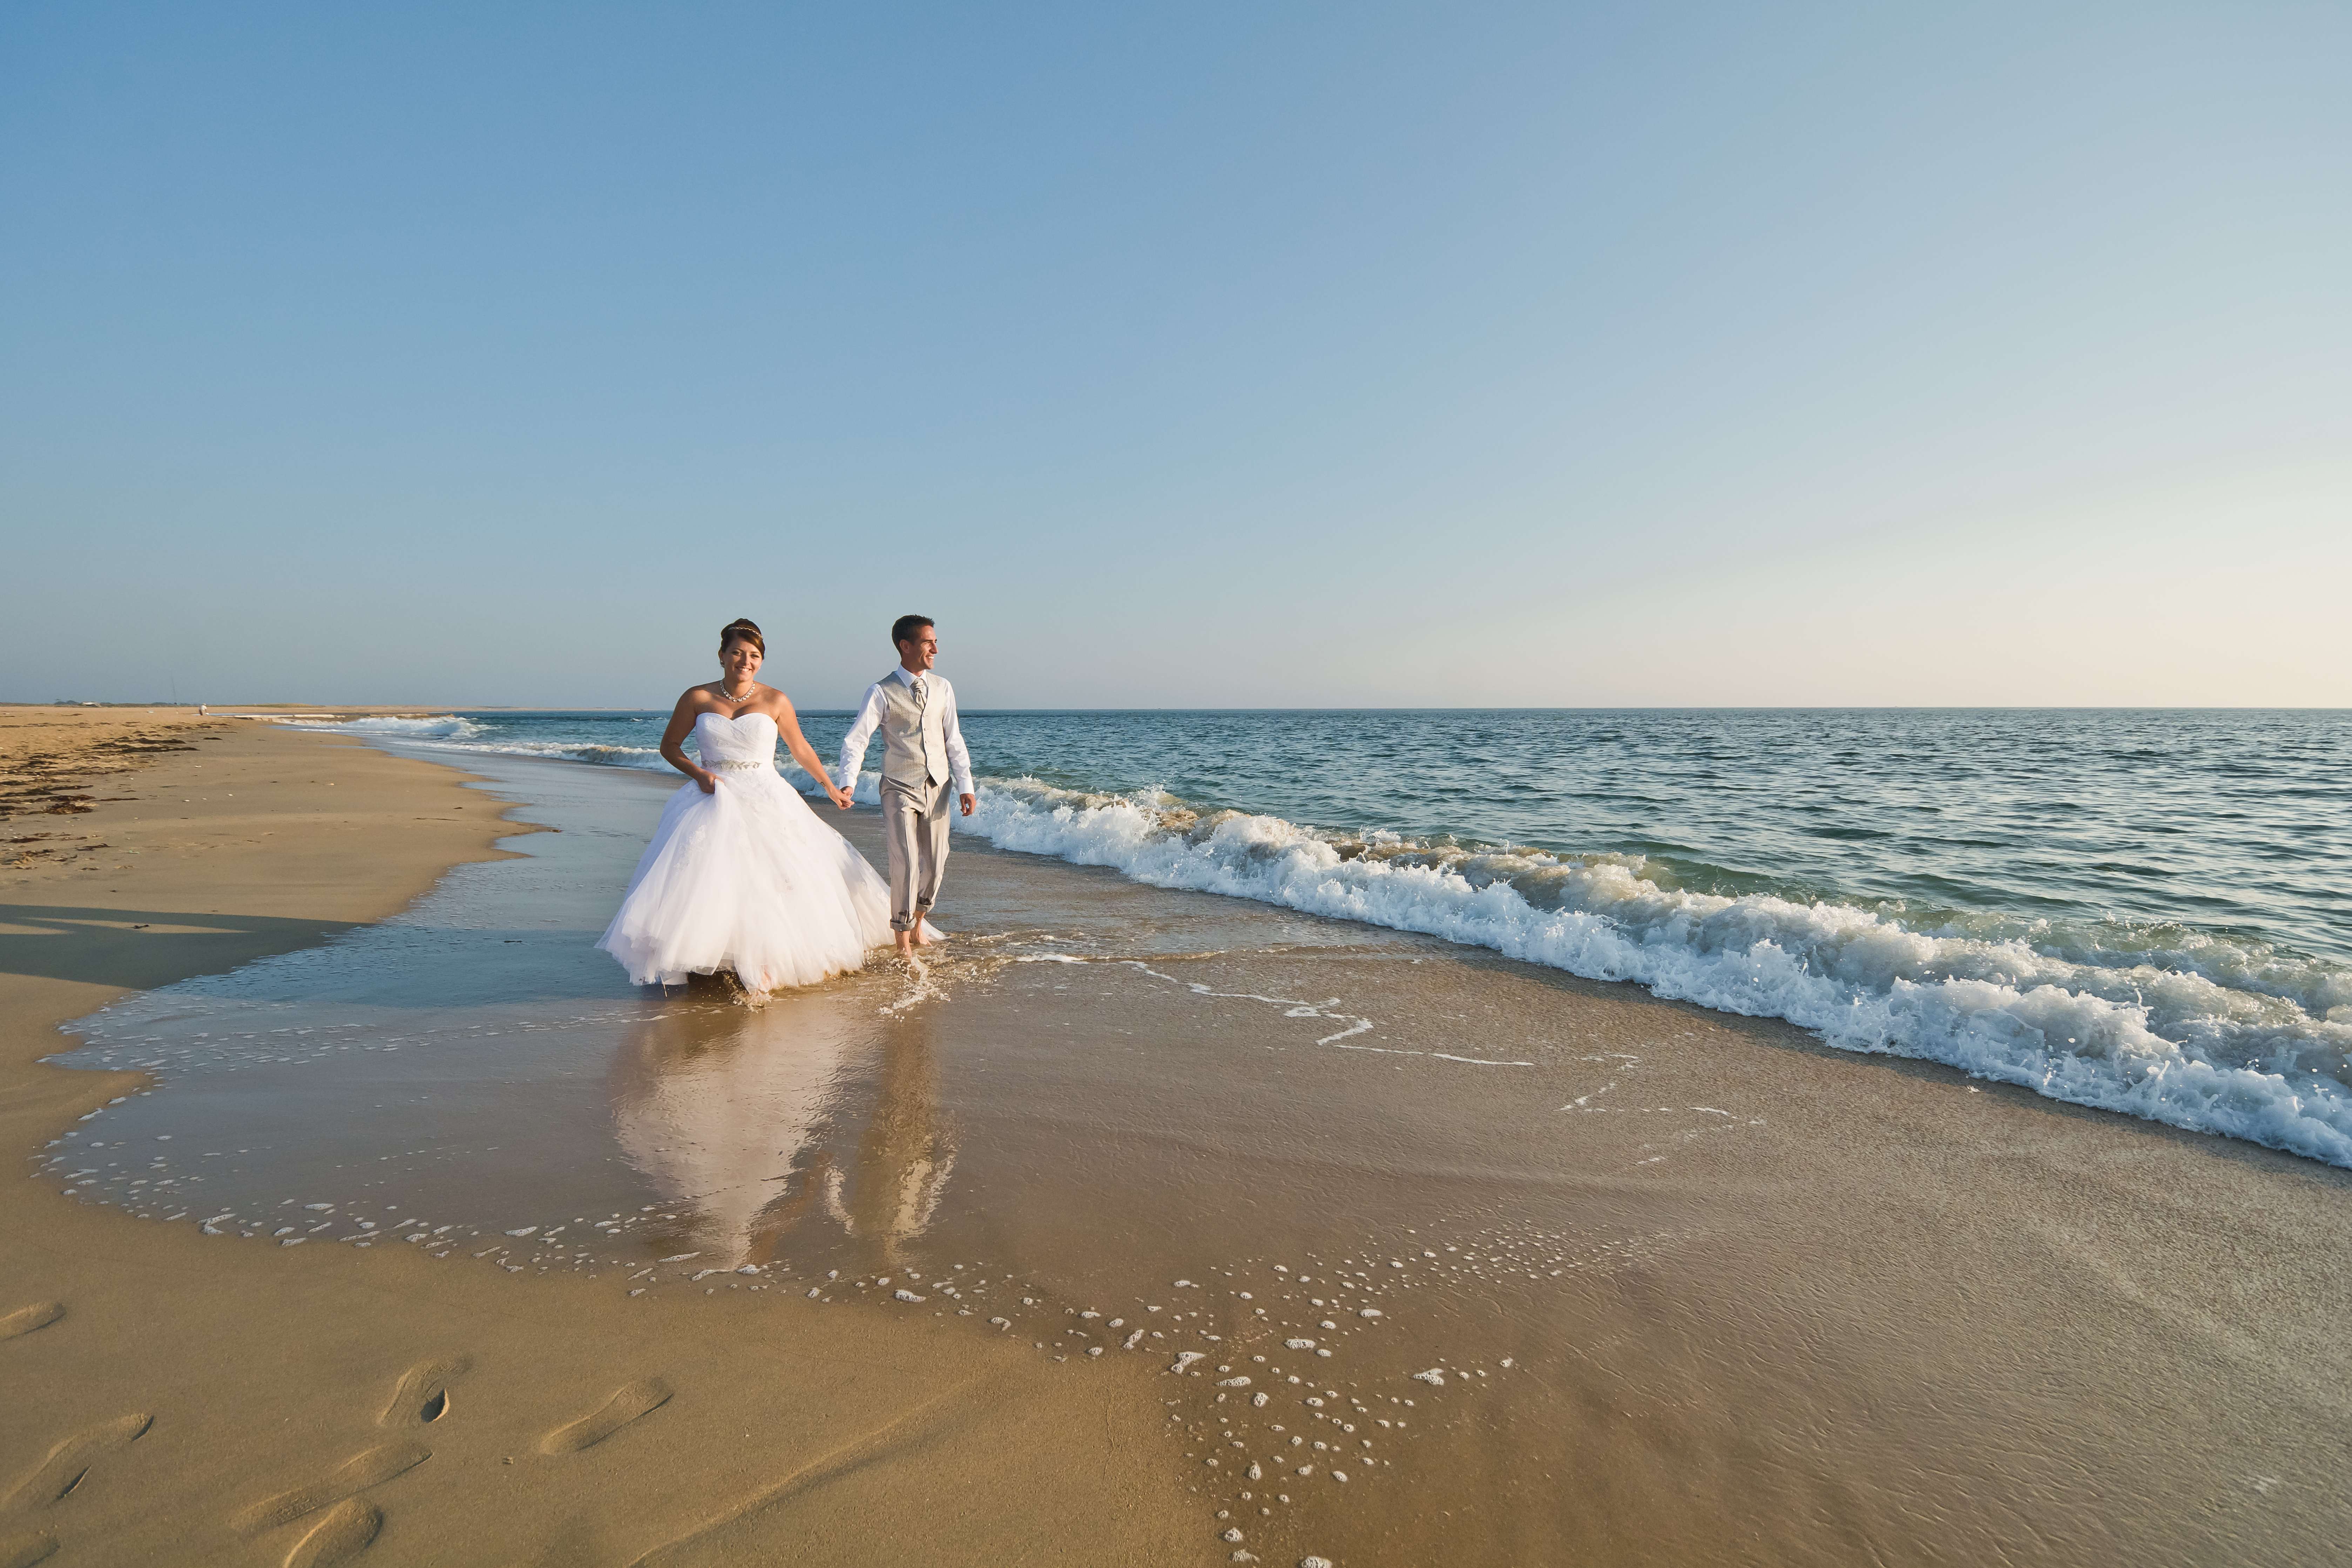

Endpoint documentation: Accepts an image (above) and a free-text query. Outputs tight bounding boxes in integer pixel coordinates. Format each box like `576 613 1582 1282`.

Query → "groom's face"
897 626 938 674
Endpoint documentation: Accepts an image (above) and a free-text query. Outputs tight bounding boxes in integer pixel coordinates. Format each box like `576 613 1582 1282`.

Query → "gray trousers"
880 774 952 932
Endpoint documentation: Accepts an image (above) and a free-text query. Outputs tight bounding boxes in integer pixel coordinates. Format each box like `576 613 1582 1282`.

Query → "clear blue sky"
5 3 2346 708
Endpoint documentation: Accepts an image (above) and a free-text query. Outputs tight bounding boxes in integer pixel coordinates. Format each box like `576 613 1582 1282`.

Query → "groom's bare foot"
894 932 915 958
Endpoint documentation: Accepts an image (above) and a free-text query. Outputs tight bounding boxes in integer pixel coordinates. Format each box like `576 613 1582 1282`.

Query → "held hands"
828 782 853 810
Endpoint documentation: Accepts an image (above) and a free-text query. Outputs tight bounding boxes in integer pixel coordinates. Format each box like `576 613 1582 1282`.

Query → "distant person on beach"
596 617 919 998
835 615 977 959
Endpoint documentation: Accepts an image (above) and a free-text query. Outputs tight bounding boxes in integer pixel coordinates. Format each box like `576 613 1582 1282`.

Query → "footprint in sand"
540 1379 673 1455
378 1355 470 1429
0 1530 58 1568
231 1444 429 1537
283 1498 381 1568
0 1414 151 1515
0 1304 64 1343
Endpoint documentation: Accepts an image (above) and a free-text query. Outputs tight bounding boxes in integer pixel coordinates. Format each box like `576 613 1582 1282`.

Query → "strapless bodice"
695 711 778 767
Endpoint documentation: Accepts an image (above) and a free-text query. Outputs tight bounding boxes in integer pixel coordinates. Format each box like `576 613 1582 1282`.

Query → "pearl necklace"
716 683 757 704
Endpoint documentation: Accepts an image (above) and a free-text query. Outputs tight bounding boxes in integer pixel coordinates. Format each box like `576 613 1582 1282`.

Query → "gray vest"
879 674 949 786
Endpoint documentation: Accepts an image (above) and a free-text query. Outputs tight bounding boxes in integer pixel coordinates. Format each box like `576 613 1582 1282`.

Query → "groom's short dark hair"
891 614 933 649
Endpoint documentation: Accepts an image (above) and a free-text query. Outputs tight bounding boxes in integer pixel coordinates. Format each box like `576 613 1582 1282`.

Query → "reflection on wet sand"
827 1006 955 1267
609 983 955 1270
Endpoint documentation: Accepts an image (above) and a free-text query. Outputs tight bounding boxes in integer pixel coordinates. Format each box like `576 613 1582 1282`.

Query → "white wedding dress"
597 712 897 992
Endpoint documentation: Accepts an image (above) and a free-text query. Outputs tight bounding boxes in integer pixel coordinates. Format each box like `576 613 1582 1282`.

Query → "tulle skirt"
597 767 895 992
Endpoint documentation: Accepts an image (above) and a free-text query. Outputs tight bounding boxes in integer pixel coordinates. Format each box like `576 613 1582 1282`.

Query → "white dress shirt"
835 665 975 797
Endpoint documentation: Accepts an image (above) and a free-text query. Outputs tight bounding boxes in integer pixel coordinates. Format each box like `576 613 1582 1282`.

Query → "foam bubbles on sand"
1143 1222 1619 1558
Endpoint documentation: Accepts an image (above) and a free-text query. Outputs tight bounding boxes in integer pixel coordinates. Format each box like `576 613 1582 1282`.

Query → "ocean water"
289 709 2352 1166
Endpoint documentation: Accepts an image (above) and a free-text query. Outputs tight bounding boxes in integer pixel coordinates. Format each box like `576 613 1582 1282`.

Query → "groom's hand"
959 792 976 817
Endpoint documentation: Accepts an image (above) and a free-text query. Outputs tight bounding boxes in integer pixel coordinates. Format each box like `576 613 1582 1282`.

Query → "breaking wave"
280 715 488 739
941 777 2352 1167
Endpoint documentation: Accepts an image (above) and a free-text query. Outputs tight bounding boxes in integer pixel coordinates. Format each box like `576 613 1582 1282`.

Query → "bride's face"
719 638 763 686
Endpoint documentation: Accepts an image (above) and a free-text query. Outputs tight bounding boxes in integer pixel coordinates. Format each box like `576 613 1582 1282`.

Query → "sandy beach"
5 706 2349 1566
0 710 1183 1567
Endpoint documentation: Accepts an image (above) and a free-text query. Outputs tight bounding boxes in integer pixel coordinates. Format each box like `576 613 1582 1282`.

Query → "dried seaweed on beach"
0 724 209 822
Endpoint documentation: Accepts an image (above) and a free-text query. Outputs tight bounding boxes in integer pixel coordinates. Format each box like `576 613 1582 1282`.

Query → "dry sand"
5 705 2348 1567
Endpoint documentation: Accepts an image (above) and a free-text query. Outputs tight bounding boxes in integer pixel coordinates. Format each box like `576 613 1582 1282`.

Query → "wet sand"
7 709 2351 1565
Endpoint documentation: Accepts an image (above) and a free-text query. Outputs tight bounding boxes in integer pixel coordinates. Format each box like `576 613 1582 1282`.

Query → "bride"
598 618 903 995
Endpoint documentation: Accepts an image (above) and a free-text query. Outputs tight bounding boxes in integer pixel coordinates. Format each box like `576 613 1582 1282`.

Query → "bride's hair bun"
719 618 765 655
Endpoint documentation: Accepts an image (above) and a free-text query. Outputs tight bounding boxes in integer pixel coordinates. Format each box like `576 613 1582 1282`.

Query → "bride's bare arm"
775 699 853 810
660 690 718 793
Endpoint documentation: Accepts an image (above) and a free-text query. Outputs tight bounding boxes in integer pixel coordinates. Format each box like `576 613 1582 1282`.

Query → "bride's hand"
826 783 852 810
695 770 717 795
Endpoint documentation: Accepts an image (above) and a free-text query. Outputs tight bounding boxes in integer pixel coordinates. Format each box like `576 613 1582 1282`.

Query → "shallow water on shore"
42 754 1621 1292
284 709 2352 1168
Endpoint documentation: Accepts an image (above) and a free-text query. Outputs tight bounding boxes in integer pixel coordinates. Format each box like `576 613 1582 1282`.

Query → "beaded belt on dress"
709 760 767 771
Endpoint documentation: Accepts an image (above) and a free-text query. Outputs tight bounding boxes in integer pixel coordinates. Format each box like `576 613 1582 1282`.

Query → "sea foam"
276 717 672 771
938 778 2352 1168
282 715 487 739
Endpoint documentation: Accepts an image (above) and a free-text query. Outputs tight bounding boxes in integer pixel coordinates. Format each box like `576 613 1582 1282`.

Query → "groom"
836 615 976 957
